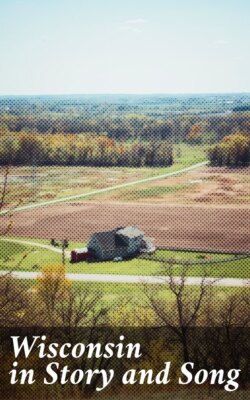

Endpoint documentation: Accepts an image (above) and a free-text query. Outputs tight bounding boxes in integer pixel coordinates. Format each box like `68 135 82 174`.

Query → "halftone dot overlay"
0 95 249 399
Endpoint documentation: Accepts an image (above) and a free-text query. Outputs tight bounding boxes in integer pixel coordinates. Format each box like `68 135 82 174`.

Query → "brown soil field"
1 202 250 254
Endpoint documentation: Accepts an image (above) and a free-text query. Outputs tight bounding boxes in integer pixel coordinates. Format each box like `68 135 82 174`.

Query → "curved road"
0 237 70 257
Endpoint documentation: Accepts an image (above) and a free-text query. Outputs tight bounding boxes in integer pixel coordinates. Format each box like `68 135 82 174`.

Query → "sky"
0 0 249 95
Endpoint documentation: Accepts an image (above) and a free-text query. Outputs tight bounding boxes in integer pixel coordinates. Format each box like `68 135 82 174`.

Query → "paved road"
0 270 248 287
1 238 248 287
0 161 208 215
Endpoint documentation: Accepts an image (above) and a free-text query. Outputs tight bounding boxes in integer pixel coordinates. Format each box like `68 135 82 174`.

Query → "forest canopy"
208 133 250 167
0 95 250 167
0 132 173 167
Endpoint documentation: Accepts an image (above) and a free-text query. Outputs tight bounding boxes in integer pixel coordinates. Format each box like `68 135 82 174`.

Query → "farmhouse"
87 226 155 261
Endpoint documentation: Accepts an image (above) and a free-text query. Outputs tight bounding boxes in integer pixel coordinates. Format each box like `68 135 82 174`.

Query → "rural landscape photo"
0 0 250 399
0 93 250 399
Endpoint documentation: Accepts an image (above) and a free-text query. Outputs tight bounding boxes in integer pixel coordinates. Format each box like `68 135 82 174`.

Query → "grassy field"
1 238 249 279
106 163 250 205
17 278 250 315
0 144 206 207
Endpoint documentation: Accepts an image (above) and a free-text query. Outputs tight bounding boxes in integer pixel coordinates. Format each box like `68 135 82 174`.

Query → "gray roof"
117 226 144 239
90 229 126 251
89 226 144 252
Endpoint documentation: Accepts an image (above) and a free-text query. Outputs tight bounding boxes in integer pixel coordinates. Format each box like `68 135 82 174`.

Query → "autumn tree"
208 132 250 167
35 264 71 324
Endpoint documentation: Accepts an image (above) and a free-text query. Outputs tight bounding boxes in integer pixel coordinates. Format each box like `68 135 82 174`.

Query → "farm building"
87 226 155 261
71 247 93 262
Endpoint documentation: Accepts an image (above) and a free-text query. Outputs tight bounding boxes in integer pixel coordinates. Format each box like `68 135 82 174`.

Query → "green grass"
122 184 188 200
17 277 250 304
1 238 249 279
88 143 207 202
68 256 250 279
155 249 231 261
0 241 27 259
173 143 207 165
71 281 250 297
0 241 60 271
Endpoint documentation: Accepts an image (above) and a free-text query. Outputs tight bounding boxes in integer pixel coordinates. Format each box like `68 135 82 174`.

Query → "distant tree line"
1 106 250 168
0 110 250 143
0 132 173 167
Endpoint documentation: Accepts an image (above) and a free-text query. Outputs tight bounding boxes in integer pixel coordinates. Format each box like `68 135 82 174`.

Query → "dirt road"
0 161 208 215
1 201 250 253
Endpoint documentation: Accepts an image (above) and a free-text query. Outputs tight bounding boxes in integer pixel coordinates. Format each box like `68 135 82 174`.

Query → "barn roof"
90 226 144 252
91 229 127 251
117 226 143 239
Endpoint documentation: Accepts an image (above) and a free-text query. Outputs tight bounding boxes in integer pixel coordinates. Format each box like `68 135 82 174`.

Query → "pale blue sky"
0 0 249 95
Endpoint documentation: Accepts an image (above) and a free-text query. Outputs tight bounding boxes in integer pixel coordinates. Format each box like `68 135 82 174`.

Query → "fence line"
140 251 250 266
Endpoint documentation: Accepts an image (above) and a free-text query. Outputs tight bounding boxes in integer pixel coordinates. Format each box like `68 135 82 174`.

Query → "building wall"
88 234 144 261
127 235 143 254
88 236 103 259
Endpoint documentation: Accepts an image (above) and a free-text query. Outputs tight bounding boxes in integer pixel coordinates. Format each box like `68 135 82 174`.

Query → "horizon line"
0 91 250 98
